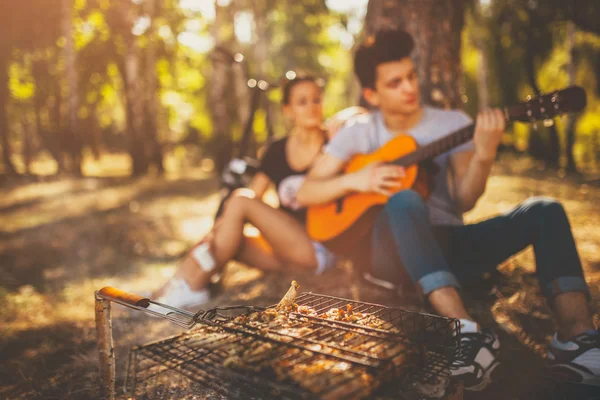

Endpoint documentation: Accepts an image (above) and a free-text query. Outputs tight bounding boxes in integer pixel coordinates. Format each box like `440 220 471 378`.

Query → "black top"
259 137 311 224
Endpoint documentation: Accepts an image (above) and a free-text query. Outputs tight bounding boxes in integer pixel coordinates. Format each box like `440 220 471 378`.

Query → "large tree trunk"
471 1 490 110
0 56 17 175
125 34 148 175
233 59 251 148
62 0 82 175
488 14 512 108
363 0 466 109
565 22 577 173
143 0 164 174
107 1 148 175
51 76 68 169
246 0 270 155
209 3 234 174
32 60 65 172
115 57 135 150
525 10 560 168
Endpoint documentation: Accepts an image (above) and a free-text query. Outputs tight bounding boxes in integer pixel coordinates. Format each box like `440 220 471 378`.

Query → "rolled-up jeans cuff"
417 271 461 296
542 276 590 300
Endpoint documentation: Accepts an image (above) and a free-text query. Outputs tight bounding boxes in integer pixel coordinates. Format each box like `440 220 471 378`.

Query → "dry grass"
1 155 599 400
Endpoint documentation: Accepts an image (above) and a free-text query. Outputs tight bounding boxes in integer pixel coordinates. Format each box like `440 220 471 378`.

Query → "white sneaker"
547 329 600 387
154 277 210 309
451 320 501 391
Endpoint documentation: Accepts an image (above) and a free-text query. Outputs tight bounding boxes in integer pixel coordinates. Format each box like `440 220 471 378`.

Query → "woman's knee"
293 248 320 270
221 194 256 216
384 190 427 214
283 245 319 272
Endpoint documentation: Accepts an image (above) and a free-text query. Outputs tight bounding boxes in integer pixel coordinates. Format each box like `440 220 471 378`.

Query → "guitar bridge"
335 198 344 214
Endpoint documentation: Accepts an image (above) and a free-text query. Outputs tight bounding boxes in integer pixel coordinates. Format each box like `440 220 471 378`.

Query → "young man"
297 28 599 391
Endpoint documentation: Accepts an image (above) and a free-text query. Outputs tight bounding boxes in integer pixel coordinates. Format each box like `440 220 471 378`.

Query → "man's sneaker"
451 326 501 391
547 329 600 387
154 277 210 310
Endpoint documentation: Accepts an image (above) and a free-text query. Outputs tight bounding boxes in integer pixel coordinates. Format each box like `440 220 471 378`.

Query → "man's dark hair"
354 29 415 89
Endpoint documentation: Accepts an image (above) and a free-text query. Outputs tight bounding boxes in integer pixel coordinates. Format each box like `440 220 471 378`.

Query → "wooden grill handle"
97 286 150 308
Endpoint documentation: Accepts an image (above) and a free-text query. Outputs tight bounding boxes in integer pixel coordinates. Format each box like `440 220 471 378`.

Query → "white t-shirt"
324 107 473 225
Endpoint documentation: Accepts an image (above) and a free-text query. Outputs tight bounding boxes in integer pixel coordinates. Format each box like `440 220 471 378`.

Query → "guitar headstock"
508 86 587 122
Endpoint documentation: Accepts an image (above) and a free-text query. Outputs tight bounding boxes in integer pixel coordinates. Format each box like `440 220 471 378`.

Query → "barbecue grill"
95 285 463 399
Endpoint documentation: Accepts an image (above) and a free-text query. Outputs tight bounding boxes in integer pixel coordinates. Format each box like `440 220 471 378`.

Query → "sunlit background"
1 0 598 179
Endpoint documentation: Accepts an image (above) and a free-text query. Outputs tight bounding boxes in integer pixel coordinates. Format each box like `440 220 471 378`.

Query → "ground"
1 154 600 400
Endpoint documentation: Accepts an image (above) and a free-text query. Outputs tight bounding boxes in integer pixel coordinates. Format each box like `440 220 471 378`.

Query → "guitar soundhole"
335 198 344 214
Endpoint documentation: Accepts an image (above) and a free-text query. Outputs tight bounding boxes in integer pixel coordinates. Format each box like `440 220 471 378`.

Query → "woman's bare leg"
154 196 317 295
211 195 317 270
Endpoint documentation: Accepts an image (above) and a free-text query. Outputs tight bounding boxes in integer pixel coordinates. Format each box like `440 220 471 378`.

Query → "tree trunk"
210 2 234 174
233 60 250 147
32 60 65 172
143 0 164 173
246 0 270 155
62 0 82 175
104 1 147 174
524 11 559 168
489 16 511 108
108 1 148 175
115 56 136 152
51 77 68 170
89 102 102 160
363 0 466 109
0 56 17 175
471 1 490 110
565 22 577 173
22 116 32 175
125 34 148 175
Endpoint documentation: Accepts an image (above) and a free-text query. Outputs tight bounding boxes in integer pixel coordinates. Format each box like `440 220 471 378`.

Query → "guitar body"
307 134 421 243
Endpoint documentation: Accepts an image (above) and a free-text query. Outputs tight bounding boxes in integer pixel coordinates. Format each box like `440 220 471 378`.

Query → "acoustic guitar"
306 86 587 251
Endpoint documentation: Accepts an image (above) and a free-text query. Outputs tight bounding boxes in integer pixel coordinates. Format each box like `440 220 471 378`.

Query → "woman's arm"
247 172 272 199
228 172 272 202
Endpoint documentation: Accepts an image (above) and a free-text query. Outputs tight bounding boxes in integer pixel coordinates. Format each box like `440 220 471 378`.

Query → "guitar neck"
392 123 474 167
392 105 519 167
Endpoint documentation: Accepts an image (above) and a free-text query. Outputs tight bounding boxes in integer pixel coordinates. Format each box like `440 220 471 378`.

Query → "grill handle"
96 286 200 328
97 286 150 308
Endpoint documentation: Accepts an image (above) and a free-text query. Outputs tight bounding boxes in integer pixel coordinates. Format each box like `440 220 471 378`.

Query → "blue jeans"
370 190 589 300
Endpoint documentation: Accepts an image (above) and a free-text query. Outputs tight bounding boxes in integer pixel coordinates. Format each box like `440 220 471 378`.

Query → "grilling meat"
220 281 415 399
276 280 300 310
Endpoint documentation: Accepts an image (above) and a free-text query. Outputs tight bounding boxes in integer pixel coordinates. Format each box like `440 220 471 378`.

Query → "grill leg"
95 294 116 400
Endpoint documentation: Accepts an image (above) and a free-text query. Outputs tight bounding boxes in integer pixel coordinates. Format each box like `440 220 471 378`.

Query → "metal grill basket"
95 287 461 400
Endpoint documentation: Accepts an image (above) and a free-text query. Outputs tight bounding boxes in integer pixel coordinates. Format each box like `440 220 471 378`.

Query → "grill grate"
124 292 460 399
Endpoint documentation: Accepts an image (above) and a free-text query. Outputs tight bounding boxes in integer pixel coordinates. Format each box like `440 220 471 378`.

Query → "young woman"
153 75 359 308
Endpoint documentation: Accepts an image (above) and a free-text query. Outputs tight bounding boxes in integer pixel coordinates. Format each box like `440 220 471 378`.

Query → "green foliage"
9 62 35 101
462 0 600 170
1 0 599 176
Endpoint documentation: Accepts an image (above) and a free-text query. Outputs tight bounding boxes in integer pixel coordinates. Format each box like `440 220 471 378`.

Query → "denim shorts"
312 241 337 275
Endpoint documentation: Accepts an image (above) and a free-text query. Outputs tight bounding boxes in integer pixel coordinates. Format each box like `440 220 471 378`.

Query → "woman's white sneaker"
154 277 210 309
